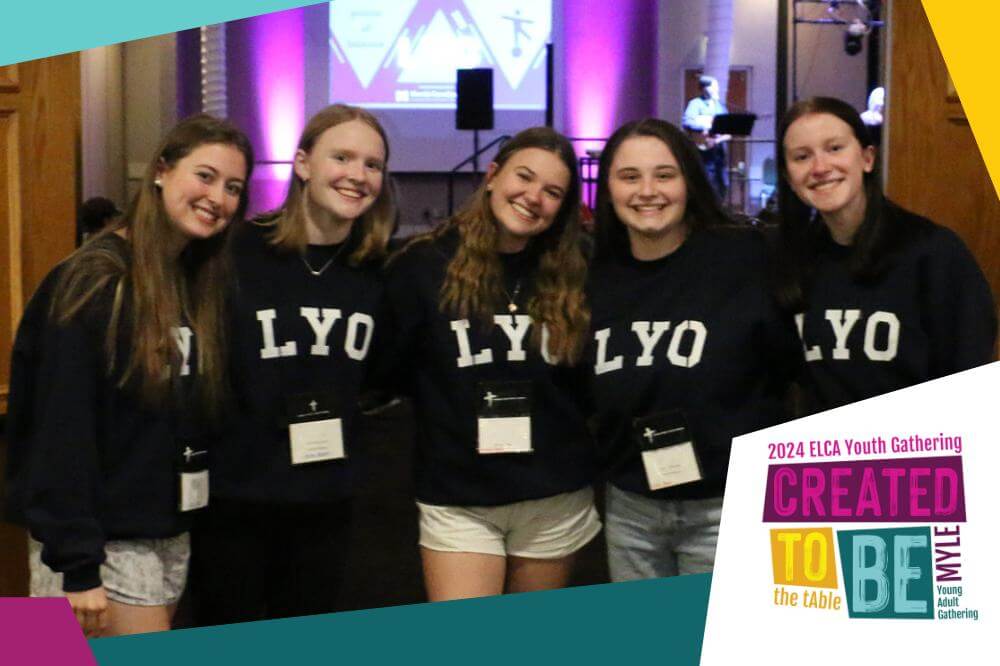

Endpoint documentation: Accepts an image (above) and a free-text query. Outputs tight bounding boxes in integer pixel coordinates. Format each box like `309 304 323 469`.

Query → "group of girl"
6 96 995 637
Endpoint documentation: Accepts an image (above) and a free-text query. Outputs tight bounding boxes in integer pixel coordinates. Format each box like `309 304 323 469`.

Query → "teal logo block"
837 526 934 619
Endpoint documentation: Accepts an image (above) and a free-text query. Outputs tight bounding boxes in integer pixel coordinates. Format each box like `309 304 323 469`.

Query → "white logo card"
478 415 532 454
179 470 209 512
641 441 703 491
289 418 345 465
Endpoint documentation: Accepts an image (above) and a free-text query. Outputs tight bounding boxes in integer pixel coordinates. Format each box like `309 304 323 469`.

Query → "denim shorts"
604 483 722 582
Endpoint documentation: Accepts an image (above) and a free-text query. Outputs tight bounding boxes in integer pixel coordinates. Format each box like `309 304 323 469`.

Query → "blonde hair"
256 104 395 265
53 114 254 412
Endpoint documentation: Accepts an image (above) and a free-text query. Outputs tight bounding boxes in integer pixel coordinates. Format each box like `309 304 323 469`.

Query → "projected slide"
329 0 551 109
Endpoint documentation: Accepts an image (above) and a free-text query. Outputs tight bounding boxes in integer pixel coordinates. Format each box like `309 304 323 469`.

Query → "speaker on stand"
545 43 553 128
456 68 494 174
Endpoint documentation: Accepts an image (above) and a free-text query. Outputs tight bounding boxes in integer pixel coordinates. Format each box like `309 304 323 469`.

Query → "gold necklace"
501 279 523 314
301 242 347 277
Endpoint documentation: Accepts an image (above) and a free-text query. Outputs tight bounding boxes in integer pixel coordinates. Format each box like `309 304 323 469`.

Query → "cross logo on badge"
483 391 525 407
183 446 207 463
644 426 684 444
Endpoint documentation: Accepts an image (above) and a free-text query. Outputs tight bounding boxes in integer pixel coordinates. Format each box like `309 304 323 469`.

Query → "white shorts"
417 487 602 559
29 533 190 606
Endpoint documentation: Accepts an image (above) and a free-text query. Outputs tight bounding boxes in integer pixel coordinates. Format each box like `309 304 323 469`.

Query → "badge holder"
632 410 703 491
177 442 209 512
286 390 346 465
477 380 533 454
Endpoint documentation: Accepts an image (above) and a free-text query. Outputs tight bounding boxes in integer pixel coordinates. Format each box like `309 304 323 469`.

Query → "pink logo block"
0 598 97 665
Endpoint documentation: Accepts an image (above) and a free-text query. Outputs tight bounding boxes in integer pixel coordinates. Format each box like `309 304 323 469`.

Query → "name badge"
178 444 209 512
179 470 209 512
633 411 702 491
286 391 345 465
477 380 532 455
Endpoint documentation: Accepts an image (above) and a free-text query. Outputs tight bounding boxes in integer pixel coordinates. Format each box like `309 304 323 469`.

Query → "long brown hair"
256 104 395 265
399 127 589 364
53 113 254 412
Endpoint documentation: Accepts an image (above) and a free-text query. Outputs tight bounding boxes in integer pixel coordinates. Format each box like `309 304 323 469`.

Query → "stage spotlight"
844 18 867 56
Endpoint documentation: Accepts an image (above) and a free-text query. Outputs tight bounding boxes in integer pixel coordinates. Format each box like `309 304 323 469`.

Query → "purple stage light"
561 0 657 156
247 7 306 213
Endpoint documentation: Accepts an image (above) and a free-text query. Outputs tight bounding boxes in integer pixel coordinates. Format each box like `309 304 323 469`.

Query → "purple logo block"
762 455 966 522
0 598 97 665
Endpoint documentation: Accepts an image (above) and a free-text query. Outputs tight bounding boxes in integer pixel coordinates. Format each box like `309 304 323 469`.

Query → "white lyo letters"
666 320 707 368
825 309 861 360
451 319 493 368
494 315 532 361
795 313 822 361
172 326 193 376
799 309 901 363
594 328 624 375
632 321 671 367
300 307 342 356
863 311 900 361
539 323 559 365
257 309 297 359
344 312 375 360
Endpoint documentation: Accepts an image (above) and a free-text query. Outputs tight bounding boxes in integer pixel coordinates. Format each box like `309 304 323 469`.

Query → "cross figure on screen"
502 10 534 57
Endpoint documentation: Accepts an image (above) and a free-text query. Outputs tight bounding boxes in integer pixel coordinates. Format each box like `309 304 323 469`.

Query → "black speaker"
456 68 494 130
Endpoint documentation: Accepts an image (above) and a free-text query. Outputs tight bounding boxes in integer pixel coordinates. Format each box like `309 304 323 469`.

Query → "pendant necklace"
502 279 523 314
301 242 347 277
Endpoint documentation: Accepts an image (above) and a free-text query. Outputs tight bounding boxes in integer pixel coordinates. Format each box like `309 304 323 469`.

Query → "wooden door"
886 2 1000 305
0 53 80 596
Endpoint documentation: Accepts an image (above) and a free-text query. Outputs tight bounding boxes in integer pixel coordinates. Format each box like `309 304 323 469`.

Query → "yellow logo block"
770 528 838 589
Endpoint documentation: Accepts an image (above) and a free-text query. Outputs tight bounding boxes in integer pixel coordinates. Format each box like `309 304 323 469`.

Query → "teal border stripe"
0 1 322 66
90 575 711 665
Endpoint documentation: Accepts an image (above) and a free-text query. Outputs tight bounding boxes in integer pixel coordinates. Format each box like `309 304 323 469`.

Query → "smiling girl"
191 104 395 624
6 114 252 636
587 118 798 581
383 127 599 600
774 97 996 412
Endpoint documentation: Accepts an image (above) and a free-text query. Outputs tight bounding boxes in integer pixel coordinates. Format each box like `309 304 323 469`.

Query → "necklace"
301 242 347 277
501 279 523 314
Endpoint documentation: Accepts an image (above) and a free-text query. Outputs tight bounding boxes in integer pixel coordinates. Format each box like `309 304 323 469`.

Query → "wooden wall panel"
0 53 80 597
0 54 79 414
0 65 19 92
20 56 81 295
0 111 22 415
886 2 1000 301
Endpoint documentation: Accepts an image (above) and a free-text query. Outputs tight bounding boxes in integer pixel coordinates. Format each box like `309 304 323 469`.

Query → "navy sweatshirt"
5 235 197 591
795 209 997 411
383 231 594 506
210 220 382 504
587 227 799 500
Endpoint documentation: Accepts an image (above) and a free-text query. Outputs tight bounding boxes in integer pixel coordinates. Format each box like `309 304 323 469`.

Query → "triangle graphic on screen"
396 9 486 84
330 0 418 89
462 0 550 91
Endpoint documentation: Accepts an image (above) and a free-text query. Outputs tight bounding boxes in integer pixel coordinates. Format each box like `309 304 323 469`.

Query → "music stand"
709 114 757 212
710 113 757 137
